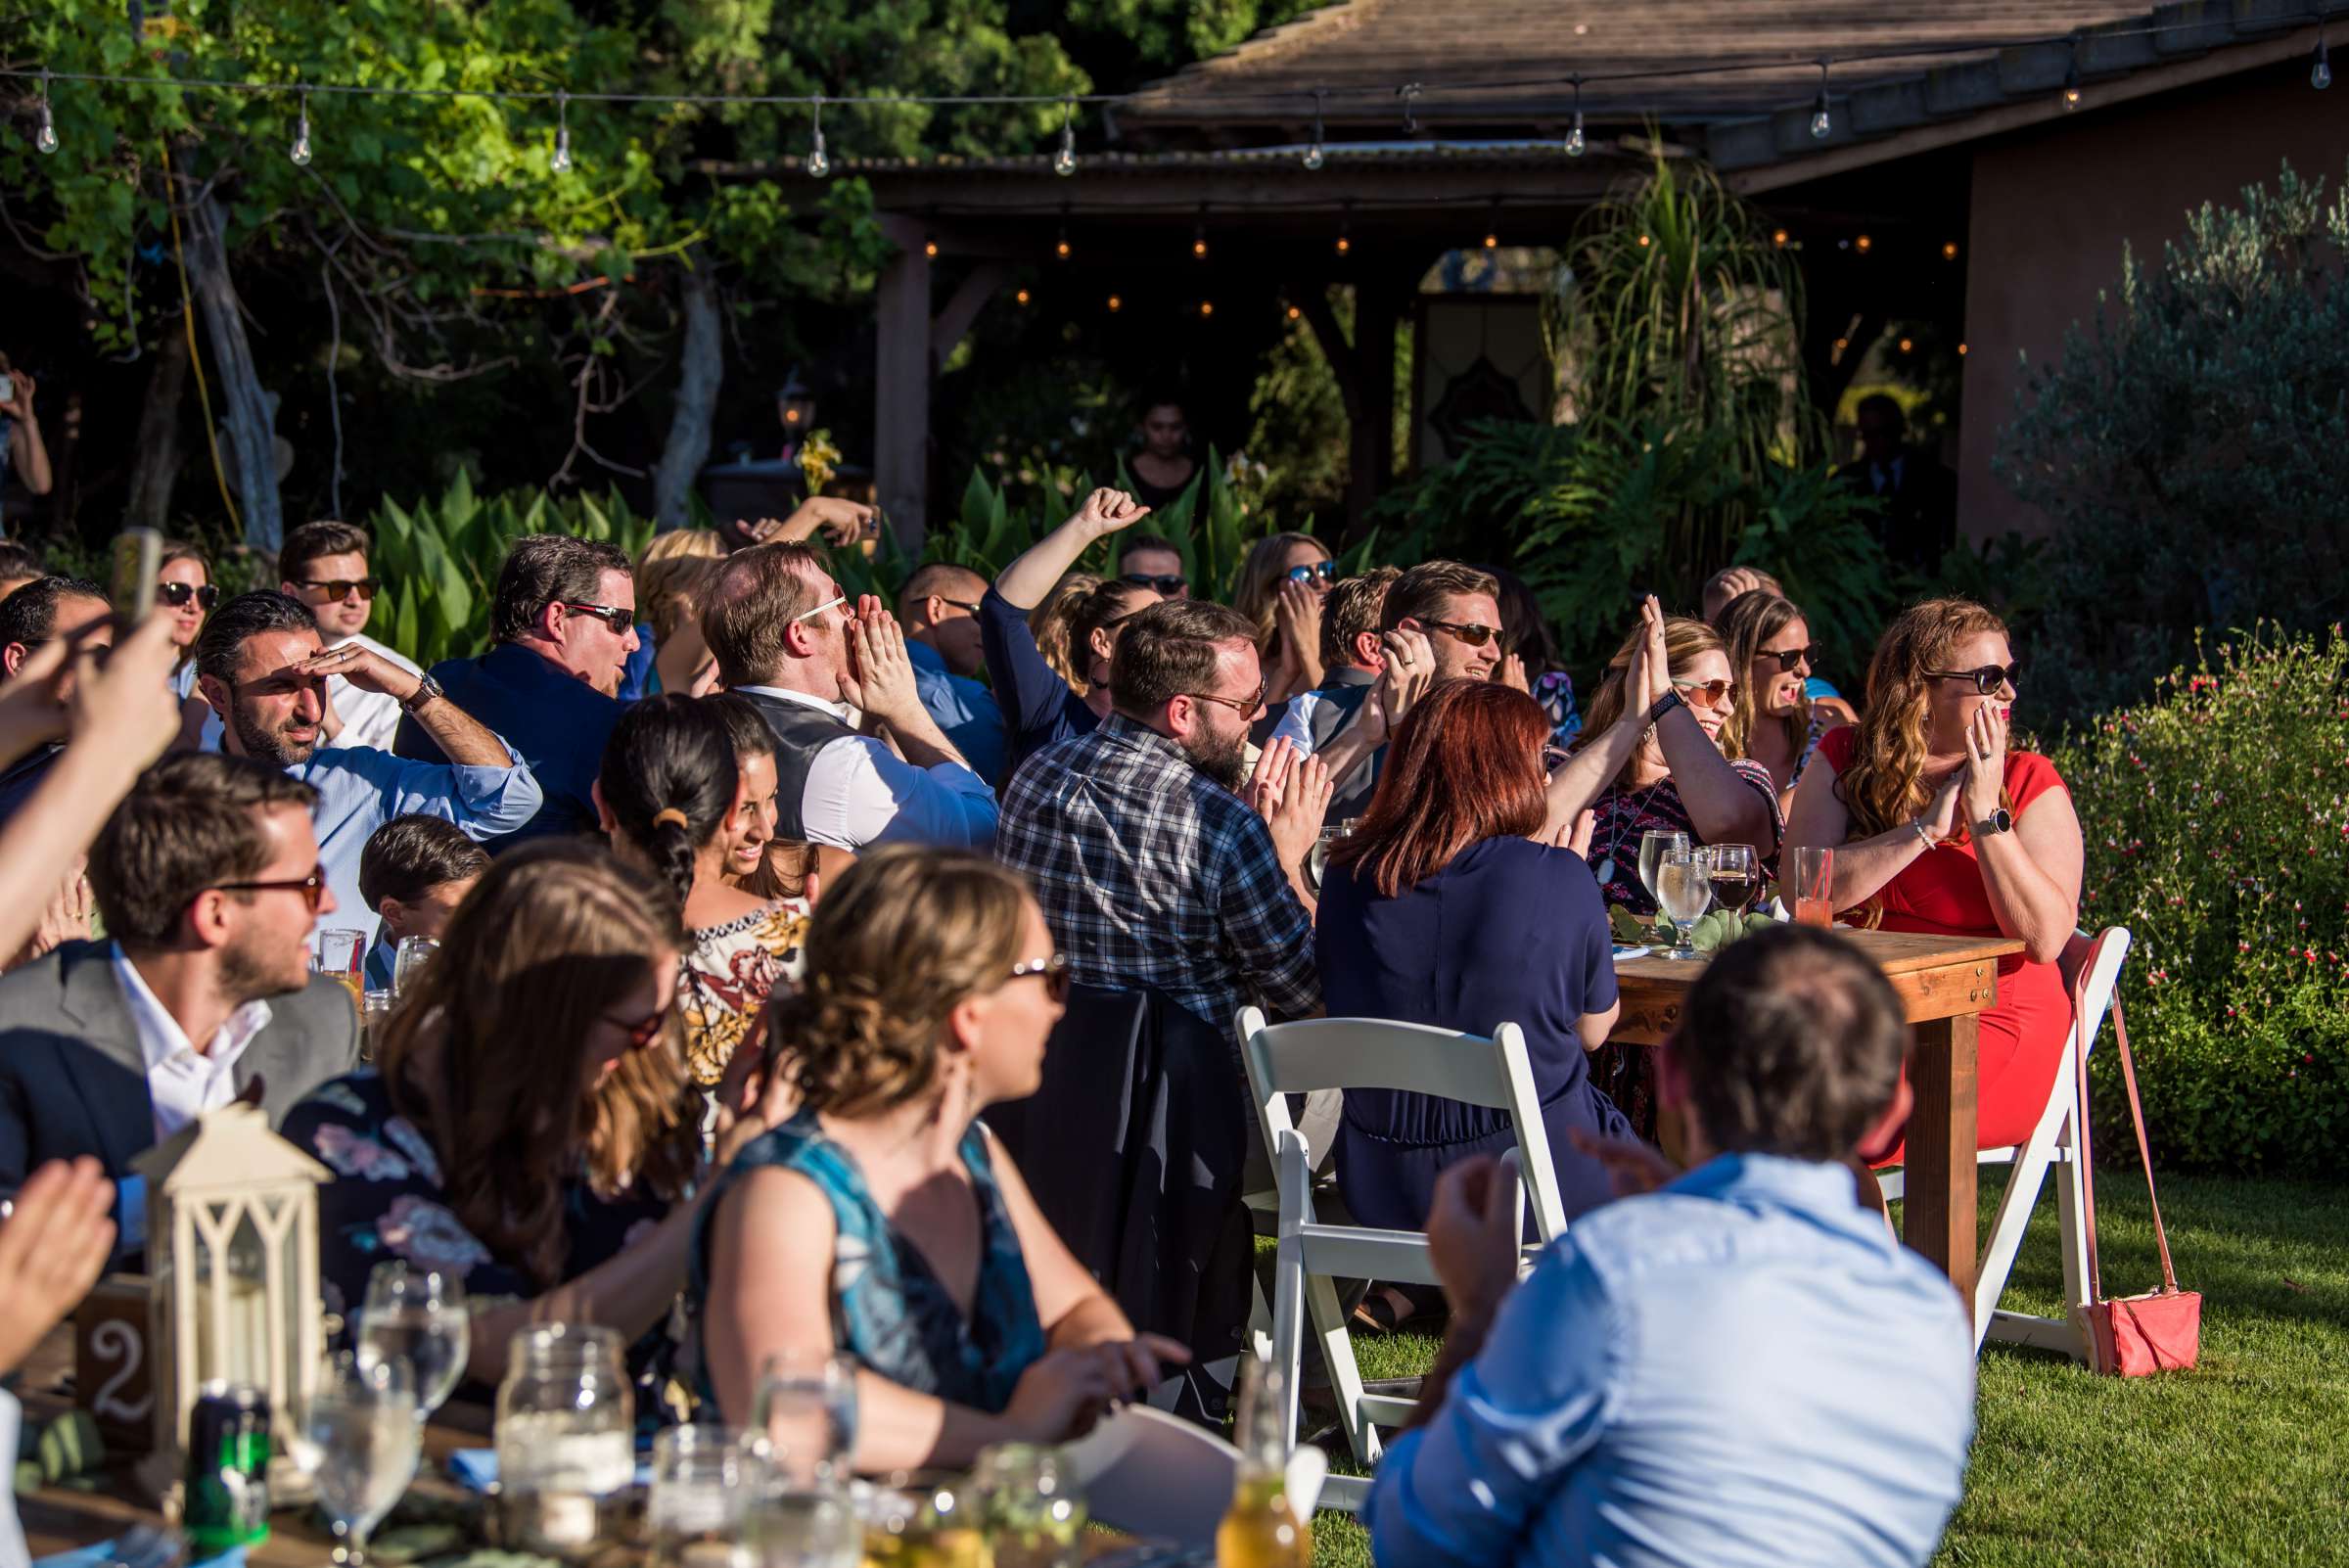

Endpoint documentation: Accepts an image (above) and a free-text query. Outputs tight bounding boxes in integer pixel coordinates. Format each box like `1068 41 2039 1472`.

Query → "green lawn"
1282 1172 2349 1567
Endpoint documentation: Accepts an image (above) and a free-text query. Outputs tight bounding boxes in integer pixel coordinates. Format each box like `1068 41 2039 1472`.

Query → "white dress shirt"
111 945 274 1143
732 685 999 852
199 630 421 754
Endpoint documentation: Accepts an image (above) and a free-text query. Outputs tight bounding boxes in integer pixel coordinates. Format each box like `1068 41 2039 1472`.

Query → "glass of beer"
315 929 367 1014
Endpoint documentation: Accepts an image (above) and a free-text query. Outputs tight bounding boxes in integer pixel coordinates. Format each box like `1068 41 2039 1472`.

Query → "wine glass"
1636 830 1690 904
305 1350 423 1568
1655 849 1714 961
1704 844 1758 918
754 1350 858 1487
358 1262 470 1418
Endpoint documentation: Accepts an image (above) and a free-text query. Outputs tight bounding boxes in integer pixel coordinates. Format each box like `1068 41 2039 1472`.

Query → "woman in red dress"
1785 599 2085 1157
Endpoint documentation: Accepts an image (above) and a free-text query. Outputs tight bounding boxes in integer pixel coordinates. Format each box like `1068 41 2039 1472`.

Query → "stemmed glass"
357 1262 470 1418
1636 829 1690 906
1703 844 1759 917
1655 849 1715 961
304 1350 423 1568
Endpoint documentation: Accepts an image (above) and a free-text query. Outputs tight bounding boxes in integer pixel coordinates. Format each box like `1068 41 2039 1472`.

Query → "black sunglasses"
1420 618 1500 648
1929 662 2021 696
561 602 637 634
1121 573 1186 595
1762 644 1824 673
1283 561 1336 585
296 577 379 601
939 598 983 614
212 863 329 914
1006 953 1071 1004
159 581 221 612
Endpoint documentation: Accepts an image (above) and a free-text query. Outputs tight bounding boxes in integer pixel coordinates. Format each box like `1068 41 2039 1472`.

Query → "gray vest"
735 690 861 843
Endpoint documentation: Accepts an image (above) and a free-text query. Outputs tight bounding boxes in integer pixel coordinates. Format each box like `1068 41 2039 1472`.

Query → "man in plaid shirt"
998 591 1333 1034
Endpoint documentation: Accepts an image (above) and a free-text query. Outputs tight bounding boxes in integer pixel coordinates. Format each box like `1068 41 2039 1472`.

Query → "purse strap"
2073 934 2180 1302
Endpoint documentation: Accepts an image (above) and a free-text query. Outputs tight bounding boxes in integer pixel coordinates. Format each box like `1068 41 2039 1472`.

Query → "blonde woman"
695 848 1186 1473
1027 572 1101 692
1716 590 1833 813
1785 598 2082 1157
1232 530 1334 708
630 529 727 698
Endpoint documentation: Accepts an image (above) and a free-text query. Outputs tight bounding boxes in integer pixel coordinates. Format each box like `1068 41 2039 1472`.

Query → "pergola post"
874 217 933 551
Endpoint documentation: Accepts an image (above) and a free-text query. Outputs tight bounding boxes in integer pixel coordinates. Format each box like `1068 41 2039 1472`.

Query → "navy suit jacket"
393 642 621 850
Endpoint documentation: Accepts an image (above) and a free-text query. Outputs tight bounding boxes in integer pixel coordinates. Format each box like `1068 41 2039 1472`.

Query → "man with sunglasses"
0 753 361 1205
275 521 422 753
897 562 1009 788
1115 533 1189 600
0 576 114 829
1307 560 1502 810
393 533 636 846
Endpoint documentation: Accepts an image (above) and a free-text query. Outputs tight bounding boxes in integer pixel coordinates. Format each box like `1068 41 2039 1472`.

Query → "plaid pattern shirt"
996 713 1320 1033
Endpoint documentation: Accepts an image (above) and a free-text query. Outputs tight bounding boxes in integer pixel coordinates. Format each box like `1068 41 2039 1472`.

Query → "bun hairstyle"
764 847 1034 1120
597 694 739 903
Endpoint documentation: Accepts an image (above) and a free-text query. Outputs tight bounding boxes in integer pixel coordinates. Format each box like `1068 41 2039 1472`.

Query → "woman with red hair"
1316 680 1632 1262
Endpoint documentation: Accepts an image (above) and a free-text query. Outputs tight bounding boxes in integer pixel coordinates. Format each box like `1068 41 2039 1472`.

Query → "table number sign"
73 1274 156 1451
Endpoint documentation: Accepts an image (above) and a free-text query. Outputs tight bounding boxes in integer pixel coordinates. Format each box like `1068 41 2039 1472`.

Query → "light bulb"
2061 52 2082 111
806 127 829 178
923 233 938 258
551 125 572 173
290 101 313 166
1303 141 1323 170
1335 232 1351 256
1199 300 1214 317
1055 225 1071 259
1809 93 1831 139
1106 295 1122 312
2314 37 2332 90
1305 91 1326 169
36 102 57 156
1192 225 1208 260
1053 127 1077 177
1484 227 1499 250
1566 111 1585 158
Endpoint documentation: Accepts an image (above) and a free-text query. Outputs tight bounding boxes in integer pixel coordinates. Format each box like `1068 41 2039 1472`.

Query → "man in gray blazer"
0 753 359 1197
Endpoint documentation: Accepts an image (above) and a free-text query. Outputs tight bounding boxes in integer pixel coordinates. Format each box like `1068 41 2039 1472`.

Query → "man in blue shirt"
897 563 1009 789
1366 924 1974 1568
394 533 637 847
194 593 541 945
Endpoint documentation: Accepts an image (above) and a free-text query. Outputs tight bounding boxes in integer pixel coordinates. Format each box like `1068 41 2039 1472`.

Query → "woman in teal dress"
693 848 1187 1473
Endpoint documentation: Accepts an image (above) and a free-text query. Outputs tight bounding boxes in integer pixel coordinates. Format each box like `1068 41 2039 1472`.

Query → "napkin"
444 1451 654 1493
30 1539 244 1568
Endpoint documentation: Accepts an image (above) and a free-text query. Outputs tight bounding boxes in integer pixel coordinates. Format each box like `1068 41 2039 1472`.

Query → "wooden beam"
873 218 932 551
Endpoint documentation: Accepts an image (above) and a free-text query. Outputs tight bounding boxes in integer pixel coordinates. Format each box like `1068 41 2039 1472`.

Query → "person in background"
695 849 1188 1471
1718 590 1834 814
981 489 1163 768
1317 680 1625 1331
0 753 360 1199
599 695 810 1092
1838 393 1959 576
898 563 1009 789
394 533 633 845
1309 560 1500 791
158 540 217 704
0 1157 118 1568
282 841 789 1376
1785 598 2081 1161
1232 532 1335 714
1027 572 1103 692
706 693 819 904
275 521 424 753
0 353 53 533
700 543 996 853
1700 566 1781 624
622 529 726 702
1127 397 1199 511
1267 567 1398 825
1485 562 1579 747
0 577 113 827
997 598 1330 1033
0 541 44 602
1364 924 1974 1568
355 815 488 992
1116 532 1188 600
200 592 542 942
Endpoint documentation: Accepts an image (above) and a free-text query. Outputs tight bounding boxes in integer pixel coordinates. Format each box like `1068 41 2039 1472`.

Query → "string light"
1898 336 1914 352
1566 75 1586 157
1055 214 1071 259
1304 90 1325 169
1286 304 1302 320
1015 287 1031 305
1335 217 1352 257
2061 40 2082 110
1957 342 1969 355
1772 227 1789 246
1106 294 1122 312
1053 97 1077 177
805 97 829 178
1199 300 1215 317
1637 232 1651 247
2315 23 2332 90
1810 60 1831 138
1942 240 1959 259
1855 233 1871 253
34 69 56 155
1484 201 1500 249
550 89 572 173
1192 210 1208 260
1399 81 1422 134
923 232 939 258
290 89 312 165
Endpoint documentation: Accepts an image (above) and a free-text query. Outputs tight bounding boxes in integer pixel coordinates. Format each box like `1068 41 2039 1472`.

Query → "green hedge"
2050 625 2349 1174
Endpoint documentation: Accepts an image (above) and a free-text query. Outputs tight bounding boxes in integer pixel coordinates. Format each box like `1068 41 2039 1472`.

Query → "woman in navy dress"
1317 680 1633 1261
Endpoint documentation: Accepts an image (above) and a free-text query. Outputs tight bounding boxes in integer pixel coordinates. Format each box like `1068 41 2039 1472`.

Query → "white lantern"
135 1103 330 1469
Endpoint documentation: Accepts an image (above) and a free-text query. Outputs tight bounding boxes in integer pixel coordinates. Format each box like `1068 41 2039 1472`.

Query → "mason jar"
493 1323 634 1558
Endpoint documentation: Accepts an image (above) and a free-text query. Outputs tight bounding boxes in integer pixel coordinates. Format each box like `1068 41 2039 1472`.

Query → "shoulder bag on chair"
2070 946 2201 1375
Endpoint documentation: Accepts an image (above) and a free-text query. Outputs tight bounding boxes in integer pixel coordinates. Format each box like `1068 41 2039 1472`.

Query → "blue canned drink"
184 1381 272 1552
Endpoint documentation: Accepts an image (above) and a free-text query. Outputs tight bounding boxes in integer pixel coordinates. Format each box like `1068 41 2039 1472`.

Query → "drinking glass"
975 1443 1087 1568
1307 824 1352 893
1704 844 1759 918
743 1486 861 1568
648 1425 768 1568
358 1262 470 1418
315 929 366 1015
494 1323 634 1559
1636 830 1690 904
1788 846 1835 927
1655 849 1714 961
754 1350 858 1488
392 936 440 999
305 1350 423 1568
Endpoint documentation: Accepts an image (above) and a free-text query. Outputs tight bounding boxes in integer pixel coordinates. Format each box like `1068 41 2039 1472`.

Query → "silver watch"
401 671 444 714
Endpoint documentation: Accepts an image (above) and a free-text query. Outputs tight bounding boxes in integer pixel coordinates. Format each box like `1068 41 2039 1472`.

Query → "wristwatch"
400 671 444 714
1644 690 1685 728
1974 807 2015 838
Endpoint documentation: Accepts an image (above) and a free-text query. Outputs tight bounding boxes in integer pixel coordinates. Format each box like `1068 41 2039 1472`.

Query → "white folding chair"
1237 1006 1569 1513
1876 927 2132 1358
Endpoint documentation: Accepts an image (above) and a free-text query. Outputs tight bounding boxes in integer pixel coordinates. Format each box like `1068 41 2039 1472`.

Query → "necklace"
1594 775 1673 891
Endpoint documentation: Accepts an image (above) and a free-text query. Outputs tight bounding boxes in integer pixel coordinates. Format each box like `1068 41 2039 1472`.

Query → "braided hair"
597 693 739 903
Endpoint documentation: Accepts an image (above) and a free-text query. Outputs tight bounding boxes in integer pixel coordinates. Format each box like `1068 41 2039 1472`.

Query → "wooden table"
1611 927 2025 1314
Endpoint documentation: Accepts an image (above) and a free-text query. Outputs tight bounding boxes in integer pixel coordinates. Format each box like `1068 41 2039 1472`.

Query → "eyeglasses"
1929 662 2021 695
296 577 379 601
1672 677 1738 711
560 602 637 634
1283 561 1336 586
1761 644 1824 673
602 1006 670 1050
159 581 221 612
794 594 848 624
1005 953 1071 1004
212 863 328 913
1185 678 1267 715
939 598 983 614
1419 618 1501 648
1121 573 1186 595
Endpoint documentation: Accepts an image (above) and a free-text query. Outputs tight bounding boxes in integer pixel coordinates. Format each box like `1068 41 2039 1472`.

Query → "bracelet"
1911 819 1937 851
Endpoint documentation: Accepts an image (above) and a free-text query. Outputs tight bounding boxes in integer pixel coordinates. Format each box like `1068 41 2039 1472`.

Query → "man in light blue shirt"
1367 924 1975 1568
898 563 1009 789
194 592 542 945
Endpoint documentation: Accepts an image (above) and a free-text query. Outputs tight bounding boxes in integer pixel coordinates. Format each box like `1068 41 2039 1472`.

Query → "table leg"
1903 1014 1980 1317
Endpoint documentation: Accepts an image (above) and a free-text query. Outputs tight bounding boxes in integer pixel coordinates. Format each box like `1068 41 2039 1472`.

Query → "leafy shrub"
1997 159 2349 719
2050 625 2349 1174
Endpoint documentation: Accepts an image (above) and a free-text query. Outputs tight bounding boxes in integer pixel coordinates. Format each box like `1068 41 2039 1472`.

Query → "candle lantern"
135 1103 331 1468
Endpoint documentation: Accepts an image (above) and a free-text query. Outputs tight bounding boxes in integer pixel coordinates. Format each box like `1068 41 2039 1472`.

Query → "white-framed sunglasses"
794 594 847 623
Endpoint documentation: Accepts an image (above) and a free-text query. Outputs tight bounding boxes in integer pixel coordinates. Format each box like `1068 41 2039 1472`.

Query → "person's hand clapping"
1960 702 2009 826
1067 487 1151 540
1541 807 1597 857
0 1156 116 1376
1245 736 1299 820
1629 595 1672 716
1422 1154 1520 1326
840 607 924 730
1499 651 1530 693
1267 753 1333 878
